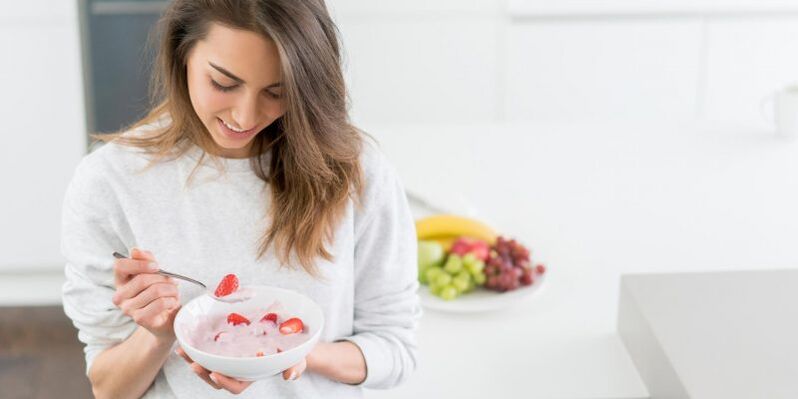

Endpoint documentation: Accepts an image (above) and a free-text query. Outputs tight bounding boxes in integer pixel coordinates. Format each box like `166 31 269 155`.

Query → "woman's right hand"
112 247 181 340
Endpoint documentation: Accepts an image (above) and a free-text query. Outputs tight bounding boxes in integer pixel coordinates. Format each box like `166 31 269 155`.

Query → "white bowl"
174 285 324 381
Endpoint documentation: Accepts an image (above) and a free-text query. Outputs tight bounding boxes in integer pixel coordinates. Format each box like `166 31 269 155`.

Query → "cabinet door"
0 16 86 271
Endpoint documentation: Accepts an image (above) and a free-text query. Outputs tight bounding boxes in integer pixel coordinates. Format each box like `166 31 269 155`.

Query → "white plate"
418 275 546 313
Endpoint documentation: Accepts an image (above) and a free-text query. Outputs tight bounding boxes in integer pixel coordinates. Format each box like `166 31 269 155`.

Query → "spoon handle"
112 251 207 289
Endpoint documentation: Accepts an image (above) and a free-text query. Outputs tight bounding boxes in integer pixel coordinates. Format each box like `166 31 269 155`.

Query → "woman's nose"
231 94 262 130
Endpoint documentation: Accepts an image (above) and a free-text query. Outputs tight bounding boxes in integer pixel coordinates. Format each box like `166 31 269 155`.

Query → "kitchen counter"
619 269 798 399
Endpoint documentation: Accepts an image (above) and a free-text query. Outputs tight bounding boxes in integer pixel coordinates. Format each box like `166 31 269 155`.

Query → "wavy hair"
92 0 364 276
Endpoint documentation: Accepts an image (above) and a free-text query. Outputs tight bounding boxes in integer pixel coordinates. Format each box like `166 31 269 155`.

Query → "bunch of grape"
484 236 545 292
424 253 486 300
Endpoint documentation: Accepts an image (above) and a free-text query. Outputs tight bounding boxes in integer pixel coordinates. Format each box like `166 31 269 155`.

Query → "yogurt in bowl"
174 285 324 381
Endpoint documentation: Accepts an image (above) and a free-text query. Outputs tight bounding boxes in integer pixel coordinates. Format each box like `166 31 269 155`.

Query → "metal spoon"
112 252 253 303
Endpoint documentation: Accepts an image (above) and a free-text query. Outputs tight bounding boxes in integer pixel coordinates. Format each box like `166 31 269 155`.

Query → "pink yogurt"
189 301 310 358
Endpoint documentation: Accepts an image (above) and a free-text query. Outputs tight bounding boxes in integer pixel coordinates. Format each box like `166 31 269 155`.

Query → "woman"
61 1 421 398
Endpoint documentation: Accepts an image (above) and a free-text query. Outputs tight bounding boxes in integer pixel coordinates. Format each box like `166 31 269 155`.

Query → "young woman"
61 1 420 398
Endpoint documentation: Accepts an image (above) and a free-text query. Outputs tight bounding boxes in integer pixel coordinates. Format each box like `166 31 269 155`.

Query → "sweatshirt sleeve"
60 155 136 375
340 144 423 389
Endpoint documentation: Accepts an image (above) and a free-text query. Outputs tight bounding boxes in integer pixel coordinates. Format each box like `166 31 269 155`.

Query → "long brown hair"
92 0 364 276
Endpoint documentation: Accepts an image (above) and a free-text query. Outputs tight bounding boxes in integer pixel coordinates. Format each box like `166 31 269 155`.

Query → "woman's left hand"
175 346 308 394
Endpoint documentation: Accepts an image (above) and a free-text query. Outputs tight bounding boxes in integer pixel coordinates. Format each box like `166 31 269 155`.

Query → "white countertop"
619 270 798 399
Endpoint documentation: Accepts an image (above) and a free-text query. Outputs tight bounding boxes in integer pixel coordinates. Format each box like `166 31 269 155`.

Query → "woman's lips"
217 118 257 140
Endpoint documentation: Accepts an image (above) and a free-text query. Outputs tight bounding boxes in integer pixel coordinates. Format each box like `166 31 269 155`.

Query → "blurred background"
2 0 798 398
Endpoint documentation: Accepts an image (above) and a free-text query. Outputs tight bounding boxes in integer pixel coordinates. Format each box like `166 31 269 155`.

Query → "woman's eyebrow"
208 62 282 88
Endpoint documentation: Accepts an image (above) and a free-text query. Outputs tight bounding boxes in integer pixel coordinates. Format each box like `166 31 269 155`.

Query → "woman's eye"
210 79 237 92
266 91 282 99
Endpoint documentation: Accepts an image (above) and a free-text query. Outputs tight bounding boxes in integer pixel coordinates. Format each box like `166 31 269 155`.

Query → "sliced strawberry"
260 312 278 324
279 317 304 335
214 274 239 297
227 312 250 326
256 351 265 357
276 348 283 353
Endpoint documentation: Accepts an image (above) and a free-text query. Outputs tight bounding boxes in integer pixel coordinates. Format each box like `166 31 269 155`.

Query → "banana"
415 214 498 244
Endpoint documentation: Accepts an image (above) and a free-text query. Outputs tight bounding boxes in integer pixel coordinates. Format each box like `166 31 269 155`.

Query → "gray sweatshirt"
61 124 421 398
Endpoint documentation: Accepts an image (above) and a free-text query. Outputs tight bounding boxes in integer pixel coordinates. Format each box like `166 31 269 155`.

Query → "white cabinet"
505 18 703 122
0 0 86 272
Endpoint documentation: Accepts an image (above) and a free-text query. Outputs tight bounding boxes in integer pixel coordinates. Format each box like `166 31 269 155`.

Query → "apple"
418 240 445 268
450 237 490 261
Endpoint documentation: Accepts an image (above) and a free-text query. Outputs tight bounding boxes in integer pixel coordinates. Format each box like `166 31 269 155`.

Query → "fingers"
176 347 222 390
116 280 178 312
282 358 307 381
114 249 159 286
175 347 192 363
129 296 179 325
194 364 223 390
176 347 256 393
113 273 174 306
209 372 253 394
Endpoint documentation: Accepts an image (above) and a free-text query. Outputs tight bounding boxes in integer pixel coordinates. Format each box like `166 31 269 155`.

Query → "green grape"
418 264 431 285
434 273 452 287
430 282 444 296
462 253 478 267
465 279 475 292
452 277 469 293
439 285 458 300
474 272 486 285
425 267 444 283
464 259 485 276
443 255 463 274
473 260 485 273
455 270 471 283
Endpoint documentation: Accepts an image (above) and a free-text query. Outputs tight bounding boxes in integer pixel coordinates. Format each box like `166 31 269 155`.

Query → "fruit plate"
418 275 546 313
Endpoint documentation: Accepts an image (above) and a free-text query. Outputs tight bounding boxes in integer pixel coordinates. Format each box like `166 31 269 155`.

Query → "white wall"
331 0 798 128
0 1 86 273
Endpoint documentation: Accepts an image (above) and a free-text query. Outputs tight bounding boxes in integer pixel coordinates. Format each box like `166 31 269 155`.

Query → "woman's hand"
175 347 308 394
112 247 180 340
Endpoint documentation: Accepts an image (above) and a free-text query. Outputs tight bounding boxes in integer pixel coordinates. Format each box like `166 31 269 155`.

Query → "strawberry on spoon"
112 252 254 303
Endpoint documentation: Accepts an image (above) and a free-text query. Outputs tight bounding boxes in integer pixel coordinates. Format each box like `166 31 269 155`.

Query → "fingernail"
148 262 159 271
289 371 297 380
209 374 219 384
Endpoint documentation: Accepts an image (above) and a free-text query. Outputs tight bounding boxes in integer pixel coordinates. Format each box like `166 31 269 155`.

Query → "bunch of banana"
415 214 498 251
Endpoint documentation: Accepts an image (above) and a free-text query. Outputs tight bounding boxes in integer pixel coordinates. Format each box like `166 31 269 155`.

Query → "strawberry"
277 348 283 353
260 312 278 324
279 317 304 335
214 274 239 297
227 312 250 326
256 351 265 357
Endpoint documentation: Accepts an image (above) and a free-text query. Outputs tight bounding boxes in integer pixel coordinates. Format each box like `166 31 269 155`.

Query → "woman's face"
186 23 286 158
